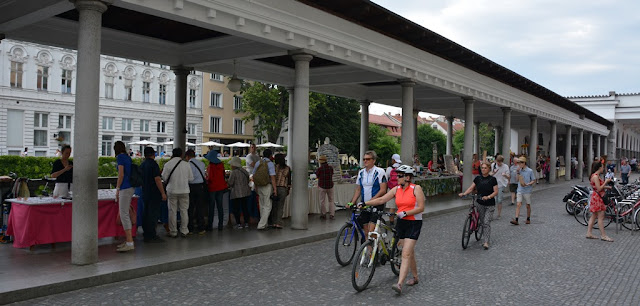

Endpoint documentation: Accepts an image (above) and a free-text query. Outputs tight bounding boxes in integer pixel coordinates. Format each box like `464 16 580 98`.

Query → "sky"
368 0 640 116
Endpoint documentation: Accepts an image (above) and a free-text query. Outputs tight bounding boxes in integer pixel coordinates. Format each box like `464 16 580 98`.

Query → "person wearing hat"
385 153 402 224
316 155 335 219
205 150 228 231
511 156 536 225
227 156 251 229
140 146 167 243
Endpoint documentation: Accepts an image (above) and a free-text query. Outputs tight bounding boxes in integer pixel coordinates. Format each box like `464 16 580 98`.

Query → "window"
188 138 196 151
210 117 221 133
140 119 150 132
159 84 166 104
189 89 197 108
105 77 114 99
188 123 197 135
233 96 243 110
210 92 222 108
34 112 48 147
143 62 150 66
10 62 23 88
233 118 244 135
121 136 132 148
57 114 72 145
142 82 150 102
102 117 114 130
210 73 223 81
61 69 72 93
157 121 166 133
37 66 49 91
101 135 113 156
279 137 284 145
7 110 24 147
35 151 47 157
124 79 132 101
122 118 133 131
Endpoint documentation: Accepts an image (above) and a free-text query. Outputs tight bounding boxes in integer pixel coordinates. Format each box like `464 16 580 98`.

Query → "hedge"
0 156 245 179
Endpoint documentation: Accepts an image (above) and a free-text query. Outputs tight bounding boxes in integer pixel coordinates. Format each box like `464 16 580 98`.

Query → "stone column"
587 132 593 179
494 126 501 156
290 51 313 230
71 0 108 266
172 67 191 151
359 100 370 167
413 109 419 157
549 121 557 183
602 135 607 158
565 125 572 181
502 108 511 159
463 98 474 189
474 122 480 156
608 122 617 161
286 87 294 165
400 79 416 164
577 129 584 179
596 134 602 158
529 115 538 173
446 116 454 155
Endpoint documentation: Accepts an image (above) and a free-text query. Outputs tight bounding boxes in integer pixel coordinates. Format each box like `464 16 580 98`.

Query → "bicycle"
461 194 483 249
334 204 366 266
351 206 401 292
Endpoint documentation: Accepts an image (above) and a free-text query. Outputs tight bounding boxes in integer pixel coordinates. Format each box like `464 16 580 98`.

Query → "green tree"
416 124 447 163
309 92 361 157
368 123 400 167
451 123 497 158
238 82 288 143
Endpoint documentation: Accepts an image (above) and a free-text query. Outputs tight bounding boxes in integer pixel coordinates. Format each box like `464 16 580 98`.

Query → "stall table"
6 189 137 249
413 175 462 197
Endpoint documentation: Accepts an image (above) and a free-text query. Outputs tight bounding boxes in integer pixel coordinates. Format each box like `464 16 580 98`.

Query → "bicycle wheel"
565 199 575 215
475 217 484 241
619 204 636 231
574 199 588 226
390 237 402 276
462 215 472 249
351 240 377 292
335 223 359 266
601 205 613 229
635 208 640 230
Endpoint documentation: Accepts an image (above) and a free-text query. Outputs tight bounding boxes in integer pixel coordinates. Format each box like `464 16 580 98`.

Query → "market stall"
413 175 462 197
282 184 356 218
6 189 137 249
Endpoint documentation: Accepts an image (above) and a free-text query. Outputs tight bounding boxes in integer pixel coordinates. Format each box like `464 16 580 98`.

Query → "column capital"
359 99 371 107
72 0 110 13
398 78 416 87
501 107 511 112
289 49 314 62
446 115 454 120
529 114 537 119
463 97 475 104
171 66 193 75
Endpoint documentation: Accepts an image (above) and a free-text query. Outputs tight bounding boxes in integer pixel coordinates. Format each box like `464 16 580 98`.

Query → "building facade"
0 39 203 156
201 73 254 155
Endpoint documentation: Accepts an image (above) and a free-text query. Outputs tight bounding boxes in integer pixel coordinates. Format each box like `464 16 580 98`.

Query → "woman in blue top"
115 141 135 252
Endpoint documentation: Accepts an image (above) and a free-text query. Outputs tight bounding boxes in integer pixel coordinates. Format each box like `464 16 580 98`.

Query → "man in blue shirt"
350 150 387 234
511 156 536 225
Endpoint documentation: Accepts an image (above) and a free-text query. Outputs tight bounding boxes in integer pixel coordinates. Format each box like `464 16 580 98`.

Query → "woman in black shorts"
365 165 425 294
459 162 498 249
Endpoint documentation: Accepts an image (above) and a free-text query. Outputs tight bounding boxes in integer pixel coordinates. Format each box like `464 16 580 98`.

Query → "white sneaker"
116 243 135 252
235 224 243 229
117 241 126 248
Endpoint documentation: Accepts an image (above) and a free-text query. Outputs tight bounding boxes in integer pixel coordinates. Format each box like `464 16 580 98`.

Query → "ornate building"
0 39 203 156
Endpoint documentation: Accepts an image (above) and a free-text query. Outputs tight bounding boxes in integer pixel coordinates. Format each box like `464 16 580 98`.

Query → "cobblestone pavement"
15 180 640 305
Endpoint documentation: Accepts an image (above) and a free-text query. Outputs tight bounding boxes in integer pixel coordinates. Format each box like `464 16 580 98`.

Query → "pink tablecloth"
6 199 137 248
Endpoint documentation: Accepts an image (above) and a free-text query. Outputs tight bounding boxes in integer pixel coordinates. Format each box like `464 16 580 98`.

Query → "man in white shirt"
490 155 510 219
350 150 387 234
161 148 194 238
245 143 260 222
253 149 277 230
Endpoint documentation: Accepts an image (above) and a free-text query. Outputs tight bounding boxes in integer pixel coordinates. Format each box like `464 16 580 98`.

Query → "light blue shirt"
516 166 536 194
509 165 520 184
188 159 206 184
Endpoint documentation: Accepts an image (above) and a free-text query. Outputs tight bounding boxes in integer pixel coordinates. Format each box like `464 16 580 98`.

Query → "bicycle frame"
360 213 395 268
466 194 480 231
339 207 366 247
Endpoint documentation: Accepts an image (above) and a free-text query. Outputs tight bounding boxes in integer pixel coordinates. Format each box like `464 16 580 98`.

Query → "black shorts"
357 211 374 227
509 183 518 193
395 219 423 240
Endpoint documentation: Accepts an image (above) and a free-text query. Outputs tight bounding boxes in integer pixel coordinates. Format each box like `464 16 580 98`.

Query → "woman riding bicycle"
459 161 498 250
363 165 425 294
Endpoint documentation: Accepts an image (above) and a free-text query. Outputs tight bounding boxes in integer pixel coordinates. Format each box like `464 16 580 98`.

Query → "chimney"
609 91 616 96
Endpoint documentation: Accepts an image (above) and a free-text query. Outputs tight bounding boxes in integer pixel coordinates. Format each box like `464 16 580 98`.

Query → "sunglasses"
363 158 373 161
397 174 406 178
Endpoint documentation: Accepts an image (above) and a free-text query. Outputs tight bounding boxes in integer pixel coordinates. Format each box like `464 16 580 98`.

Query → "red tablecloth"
6 199 137 248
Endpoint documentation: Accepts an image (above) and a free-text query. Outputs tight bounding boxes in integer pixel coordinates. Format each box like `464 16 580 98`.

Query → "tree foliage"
309 92 361 157
416 124 447 163
368 123 400 166
238 82 288 143
452 123 496 158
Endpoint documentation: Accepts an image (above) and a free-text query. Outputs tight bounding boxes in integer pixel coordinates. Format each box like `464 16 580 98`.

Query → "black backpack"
130 163 143 187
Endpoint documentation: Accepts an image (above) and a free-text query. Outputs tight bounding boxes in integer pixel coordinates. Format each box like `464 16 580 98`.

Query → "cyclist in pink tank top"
364 165 425 294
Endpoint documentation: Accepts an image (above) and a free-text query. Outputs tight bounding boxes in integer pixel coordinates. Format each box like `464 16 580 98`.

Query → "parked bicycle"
334 204 366 266
461 194 483 249
351 206 401 292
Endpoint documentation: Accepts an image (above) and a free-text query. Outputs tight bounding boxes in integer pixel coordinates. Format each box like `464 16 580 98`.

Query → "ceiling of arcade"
0 0 609 134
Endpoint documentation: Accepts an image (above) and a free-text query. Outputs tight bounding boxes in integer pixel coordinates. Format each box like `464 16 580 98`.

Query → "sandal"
585 234 599 239
406 277 419 286
600 236 614 242
392 283 402 294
